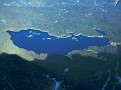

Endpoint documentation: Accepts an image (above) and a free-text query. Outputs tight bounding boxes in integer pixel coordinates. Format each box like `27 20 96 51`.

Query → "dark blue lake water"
7 29 109 55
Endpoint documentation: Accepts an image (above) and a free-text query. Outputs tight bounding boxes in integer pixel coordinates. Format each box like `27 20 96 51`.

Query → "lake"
7 29 109 55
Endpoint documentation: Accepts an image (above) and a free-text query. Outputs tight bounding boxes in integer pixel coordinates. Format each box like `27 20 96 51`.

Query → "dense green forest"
0 53 121 90
0 53 53 90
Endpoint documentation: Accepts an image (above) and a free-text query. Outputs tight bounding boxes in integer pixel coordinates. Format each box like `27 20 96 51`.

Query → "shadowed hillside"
0 53 53 90
0 53 121 90
33 53 121 90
